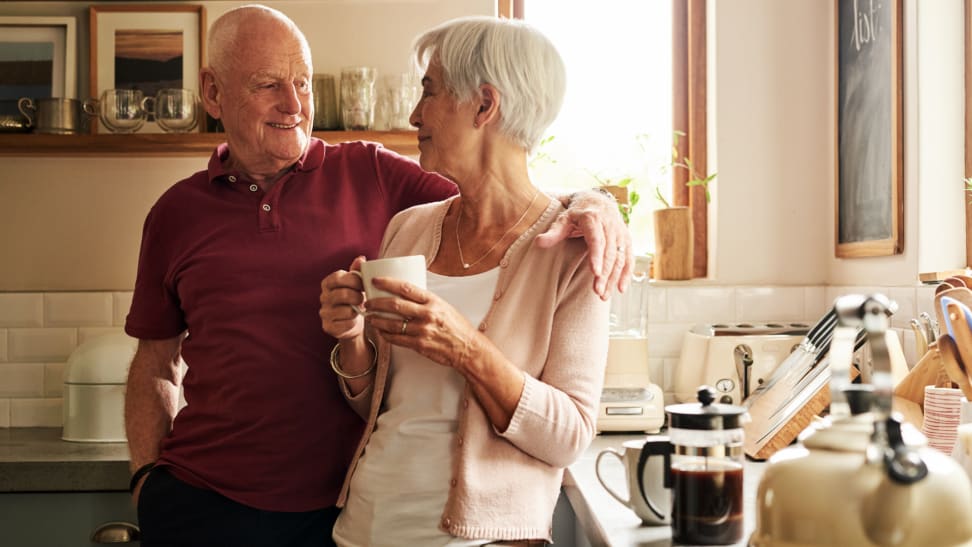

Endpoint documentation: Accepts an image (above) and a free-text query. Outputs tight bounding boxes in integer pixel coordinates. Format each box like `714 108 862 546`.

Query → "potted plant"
652 132 716 280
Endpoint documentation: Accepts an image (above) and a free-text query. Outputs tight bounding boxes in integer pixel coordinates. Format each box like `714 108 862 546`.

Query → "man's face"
213 21 313 177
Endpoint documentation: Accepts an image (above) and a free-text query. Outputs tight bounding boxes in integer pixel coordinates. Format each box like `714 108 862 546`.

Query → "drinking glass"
340 67 377 130
97 89 145 134
142 89 199 133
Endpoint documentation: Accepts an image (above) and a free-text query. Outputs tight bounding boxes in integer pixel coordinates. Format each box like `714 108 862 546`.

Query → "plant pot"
653 206 692 280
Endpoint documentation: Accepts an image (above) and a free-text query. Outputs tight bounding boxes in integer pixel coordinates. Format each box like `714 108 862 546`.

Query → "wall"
0 0 965 426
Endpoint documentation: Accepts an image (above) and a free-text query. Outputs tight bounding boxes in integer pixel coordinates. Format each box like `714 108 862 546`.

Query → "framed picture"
834 0 904 257
0 17 77 122
89 4 206 133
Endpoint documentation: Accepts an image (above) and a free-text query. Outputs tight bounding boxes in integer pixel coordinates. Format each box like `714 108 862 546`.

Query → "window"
514 0 709 276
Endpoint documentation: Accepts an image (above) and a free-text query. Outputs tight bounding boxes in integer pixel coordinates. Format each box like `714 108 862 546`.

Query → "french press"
638 386 748 545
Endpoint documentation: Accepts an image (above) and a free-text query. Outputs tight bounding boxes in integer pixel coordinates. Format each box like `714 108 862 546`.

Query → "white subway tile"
666 287 734 324
45 293 113 327
916 284 938 317
0 399 9 427
0 363 45 397
113 292 133 326
79 327 125 345
8 328 77 362
10 398 62 427
45 363 66 397
804 286 829 321
647 322 693 359
0 293 43 327
886 287 917 329
734 287 805 322
646 286 667 322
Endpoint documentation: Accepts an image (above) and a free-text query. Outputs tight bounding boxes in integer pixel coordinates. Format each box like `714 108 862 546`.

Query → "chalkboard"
835 0 903 257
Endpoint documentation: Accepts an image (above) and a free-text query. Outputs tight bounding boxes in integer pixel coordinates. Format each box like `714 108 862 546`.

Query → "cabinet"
0 130 419 157
0 491 138 546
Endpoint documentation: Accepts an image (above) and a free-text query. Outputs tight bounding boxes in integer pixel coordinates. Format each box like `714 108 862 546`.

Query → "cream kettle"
750 294 972 547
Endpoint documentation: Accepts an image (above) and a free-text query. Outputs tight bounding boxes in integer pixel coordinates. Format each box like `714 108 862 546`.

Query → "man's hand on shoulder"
535 189 633 300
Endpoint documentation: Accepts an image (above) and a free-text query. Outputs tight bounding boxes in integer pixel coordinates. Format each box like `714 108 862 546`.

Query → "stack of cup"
922 385 963 453
340 67 377 130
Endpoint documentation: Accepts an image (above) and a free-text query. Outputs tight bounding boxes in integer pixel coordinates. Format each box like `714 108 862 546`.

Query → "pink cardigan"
336 196 610 541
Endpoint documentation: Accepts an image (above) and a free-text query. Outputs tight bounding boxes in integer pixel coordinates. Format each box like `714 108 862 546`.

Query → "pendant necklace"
455 190 541 270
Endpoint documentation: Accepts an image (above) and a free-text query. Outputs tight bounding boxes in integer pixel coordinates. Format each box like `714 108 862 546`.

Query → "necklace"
455 191 541 270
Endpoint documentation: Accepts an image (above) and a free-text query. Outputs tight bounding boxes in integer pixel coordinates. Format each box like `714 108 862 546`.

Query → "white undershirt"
333 269 500 547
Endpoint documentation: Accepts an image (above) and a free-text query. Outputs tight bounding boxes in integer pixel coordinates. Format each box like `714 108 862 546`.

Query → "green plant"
654 130 717 208
592 174 639 225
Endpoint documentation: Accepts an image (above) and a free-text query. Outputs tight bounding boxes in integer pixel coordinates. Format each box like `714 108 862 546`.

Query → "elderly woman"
319 16 608 546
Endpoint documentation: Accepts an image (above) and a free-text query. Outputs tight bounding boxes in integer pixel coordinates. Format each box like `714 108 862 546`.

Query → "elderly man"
124 5 630 547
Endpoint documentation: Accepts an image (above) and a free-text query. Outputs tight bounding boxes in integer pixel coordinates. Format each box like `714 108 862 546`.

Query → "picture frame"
834 0 904 258
89 4 206 134
0 16 77 122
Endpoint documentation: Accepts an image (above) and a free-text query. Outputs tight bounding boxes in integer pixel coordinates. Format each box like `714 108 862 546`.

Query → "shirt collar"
206 137 326 184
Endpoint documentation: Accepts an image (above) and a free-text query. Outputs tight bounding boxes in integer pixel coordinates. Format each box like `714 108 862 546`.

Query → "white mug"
595 436 672 525
352 255 427 318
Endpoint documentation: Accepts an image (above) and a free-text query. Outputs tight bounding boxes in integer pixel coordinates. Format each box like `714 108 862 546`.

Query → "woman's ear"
474 83 500 128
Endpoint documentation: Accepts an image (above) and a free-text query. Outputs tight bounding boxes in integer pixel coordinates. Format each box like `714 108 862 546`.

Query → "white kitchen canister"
61 333 137 443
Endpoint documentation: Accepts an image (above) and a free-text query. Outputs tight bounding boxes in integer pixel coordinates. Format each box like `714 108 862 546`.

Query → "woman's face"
409 60 479 179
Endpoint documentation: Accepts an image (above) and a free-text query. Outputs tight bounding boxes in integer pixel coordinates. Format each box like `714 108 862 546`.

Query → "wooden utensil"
938 334 972 400
944 300 972 380
894 344 943 409
945 276 970 288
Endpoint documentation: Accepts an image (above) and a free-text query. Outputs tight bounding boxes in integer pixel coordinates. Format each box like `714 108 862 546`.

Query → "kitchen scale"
596 272 665 433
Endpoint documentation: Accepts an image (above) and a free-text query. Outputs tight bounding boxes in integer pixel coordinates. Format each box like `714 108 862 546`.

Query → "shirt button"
249 184 258 192
262 203 271 212
228 175 237 183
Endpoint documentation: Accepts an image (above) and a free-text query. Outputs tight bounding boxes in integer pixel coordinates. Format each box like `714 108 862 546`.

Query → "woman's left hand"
364 276 478 368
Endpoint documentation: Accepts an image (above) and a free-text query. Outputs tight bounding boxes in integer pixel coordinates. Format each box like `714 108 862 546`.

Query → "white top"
333 269 500 547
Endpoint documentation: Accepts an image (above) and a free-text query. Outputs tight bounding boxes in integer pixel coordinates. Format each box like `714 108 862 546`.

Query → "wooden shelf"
0 130 419 157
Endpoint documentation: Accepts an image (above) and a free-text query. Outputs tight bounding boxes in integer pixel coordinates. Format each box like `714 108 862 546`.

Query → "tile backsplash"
0 284 940 427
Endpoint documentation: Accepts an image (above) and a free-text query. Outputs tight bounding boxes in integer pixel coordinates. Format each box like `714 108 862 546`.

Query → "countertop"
0 428 129 492
566 433 766 547
0 428 765 546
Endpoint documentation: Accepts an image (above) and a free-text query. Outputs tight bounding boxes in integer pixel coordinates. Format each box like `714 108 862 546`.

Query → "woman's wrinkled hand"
365 276 479 369
319 256 367 340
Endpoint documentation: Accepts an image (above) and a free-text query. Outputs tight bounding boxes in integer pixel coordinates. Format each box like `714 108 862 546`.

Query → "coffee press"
637 386 748 545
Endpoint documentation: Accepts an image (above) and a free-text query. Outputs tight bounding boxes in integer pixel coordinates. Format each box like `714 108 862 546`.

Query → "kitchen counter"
566 433 766 547
0 428 129 492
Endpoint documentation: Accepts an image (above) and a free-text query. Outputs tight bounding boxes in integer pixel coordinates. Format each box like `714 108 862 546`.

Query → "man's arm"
125 335 184 503
536 189 633 300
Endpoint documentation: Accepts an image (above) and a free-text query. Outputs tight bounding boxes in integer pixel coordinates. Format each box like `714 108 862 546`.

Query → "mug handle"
17 98 34 127
636 438 673 521
594 448 631 507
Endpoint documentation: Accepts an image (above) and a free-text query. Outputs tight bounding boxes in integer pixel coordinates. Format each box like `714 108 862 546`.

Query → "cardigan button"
442 517 452 528
500 258 509 267
478 322 487 331
450 478 457 487
457 436 464 446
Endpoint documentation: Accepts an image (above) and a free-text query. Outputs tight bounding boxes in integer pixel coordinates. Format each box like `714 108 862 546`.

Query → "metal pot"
17 97 94 135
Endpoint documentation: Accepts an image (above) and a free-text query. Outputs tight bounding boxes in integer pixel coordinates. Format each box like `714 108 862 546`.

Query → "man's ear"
474 83 501 128
199 68 222 120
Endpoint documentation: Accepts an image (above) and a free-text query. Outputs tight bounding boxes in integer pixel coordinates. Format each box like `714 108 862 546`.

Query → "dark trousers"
137 467 339 547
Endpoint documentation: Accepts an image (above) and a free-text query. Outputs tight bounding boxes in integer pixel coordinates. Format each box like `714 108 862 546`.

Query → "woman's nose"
408 103 421 128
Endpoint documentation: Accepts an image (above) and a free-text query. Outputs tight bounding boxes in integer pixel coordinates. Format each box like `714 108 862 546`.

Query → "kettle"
750 294 972 547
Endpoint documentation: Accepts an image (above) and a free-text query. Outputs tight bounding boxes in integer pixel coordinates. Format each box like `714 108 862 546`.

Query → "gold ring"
401 318 408 335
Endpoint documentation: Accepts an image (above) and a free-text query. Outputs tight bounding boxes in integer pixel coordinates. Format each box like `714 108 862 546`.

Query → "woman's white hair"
413 16 566 153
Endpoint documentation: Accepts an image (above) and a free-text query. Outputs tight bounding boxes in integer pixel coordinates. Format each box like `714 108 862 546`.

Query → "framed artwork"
0 17 77 121
834 0 904 257
89 4 206 133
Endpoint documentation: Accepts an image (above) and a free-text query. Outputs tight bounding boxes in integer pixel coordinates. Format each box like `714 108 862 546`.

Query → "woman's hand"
364 276 478 369
319 256 367 340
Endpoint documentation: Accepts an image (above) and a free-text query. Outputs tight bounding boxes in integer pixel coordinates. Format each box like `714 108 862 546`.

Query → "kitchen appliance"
673 322 810 405
597 273 665 433
62 332 137 443
17 97 93 134
750 294 972 547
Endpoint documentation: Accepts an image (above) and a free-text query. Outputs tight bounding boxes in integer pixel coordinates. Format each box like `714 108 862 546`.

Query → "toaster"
672 322 811 405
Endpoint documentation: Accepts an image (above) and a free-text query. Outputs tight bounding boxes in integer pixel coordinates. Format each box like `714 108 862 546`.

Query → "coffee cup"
352 255 427 318
595 436 671 525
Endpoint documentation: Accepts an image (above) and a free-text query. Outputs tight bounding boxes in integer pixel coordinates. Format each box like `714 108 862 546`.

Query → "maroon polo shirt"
125 138 456 511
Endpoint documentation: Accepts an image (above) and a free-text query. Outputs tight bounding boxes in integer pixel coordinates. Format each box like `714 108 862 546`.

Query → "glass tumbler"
340 67 377 130
313 74 339 130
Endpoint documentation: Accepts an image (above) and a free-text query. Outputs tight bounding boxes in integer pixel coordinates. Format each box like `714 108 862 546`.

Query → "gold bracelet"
330 338 377 379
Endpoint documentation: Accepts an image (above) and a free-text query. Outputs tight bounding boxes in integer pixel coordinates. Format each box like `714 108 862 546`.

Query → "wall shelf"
0 130 419 157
